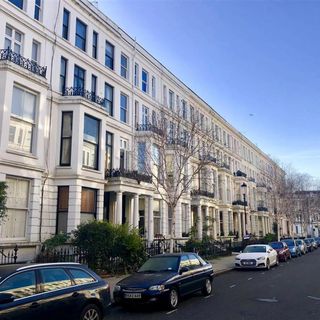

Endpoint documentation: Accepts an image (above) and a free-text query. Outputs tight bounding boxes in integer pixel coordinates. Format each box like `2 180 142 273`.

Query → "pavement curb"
215 268 234 276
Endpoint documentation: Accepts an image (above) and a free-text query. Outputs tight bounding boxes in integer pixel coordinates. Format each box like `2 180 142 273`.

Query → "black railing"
63 87 105 107
248 177 256 182
235 170 247 178
0 245 18 265
199 154 217 163
0 48 47 78
136 123 164 136
257 206 268 212
167 138 188 148
36 246 87 264
232 200 248 206
105 168 152 183
191 189 215 198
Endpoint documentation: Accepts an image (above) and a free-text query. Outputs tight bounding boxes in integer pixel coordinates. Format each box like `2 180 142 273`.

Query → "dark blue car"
114 253 214 309
0 263 110 320
282 239 301 257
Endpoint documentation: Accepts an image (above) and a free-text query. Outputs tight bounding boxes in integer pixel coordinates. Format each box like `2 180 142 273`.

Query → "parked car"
315 237 320 246
295 239 307 255
307 238 318 250
282 239 301 257
303 238 314 252
113 253 214 309
0 263 111 320
268 241 291 262
235 244 279 270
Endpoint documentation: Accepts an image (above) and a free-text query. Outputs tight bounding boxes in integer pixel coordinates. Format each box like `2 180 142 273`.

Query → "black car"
0 262 111 320
114 253 214 309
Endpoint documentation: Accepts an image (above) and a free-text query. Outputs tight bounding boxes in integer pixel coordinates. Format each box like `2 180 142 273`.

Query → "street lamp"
241 183 248 237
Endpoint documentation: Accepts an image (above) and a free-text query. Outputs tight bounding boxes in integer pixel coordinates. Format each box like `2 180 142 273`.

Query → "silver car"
295 239 307 254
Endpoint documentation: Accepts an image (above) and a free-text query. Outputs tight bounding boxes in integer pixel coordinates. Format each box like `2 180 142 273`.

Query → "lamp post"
241 183 248 237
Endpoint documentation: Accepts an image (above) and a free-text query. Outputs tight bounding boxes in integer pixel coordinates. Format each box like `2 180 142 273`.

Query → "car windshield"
296 240 302 244
283 240 294 246
138 256 179 273
243 246 266 253
269 242 283 249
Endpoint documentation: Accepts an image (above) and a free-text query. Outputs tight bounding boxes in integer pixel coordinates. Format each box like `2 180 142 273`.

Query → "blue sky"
99 0 320 178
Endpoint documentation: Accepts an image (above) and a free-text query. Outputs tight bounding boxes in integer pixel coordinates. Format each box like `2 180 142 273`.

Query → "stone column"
128 196 134 227
187 203 192 235
96 189 104 222
212 208 217 239
147 196 154 243
197 205 202 240
67 184 82 233
133 194 139 229
175 201 182 238
216 209 221 237
161 200 168 236
205 206 210 236
242 211 246 237
237 211 242 238
115 191 123 224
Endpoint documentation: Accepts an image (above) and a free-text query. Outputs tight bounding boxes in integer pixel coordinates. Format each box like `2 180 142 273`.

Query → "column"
128 196 134 227
262 216 266 236
205 206 210 236
237 211 242 238
161 200 168 236
212 208 217 239
147 196 154 243
216 209 221 237
115 191 123 225
197 205 202 240
175 201 182 238
133 194 139 228
242 211 246 237
67 184 81 233
187 203 192 235
96 189 104 221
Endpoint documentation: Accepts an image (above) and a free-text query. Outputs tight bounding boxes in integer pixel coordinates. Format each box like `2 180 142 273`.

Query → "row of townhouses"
0 0 292 261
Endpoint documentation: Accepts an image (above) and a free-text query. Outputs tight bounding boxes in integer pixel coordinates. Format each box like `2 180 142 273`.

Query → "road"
106 249 320 320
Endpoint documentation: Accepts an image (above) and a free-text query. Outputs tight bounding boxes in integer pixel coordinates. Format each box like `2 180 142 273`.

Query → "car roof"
152 252 197 258
246 244 268 247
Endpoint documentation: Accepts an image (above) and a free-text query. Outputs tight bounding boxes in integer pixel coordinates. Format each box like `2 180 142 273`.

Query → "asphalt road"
106 249 320 320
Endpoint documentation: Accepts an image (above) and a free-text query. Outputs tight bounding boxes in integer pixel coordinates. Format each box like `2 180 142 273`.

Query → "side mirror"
0 293 15 304
179 266 189 274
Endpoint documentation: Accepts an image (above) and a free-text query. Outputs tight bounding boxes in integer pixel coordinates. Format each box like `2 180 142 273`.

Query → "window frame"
56 186 69 234
92 31 98 59
75 18 87 52
5 24 23 55
142 69 149 93
34 0 42 21
105 131 113 171
120 93 128 123
105 41 114 70
120 53 129 79
134 63 139 86
73 65 85 89
59 111 73 166
62 8 70 40
60 56 68 94
104 83 114 116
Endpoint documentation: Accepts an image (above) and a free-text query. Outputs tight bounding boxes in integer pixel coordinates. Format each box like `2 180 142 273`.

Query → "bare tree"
135 107 218 250
0 182 7 225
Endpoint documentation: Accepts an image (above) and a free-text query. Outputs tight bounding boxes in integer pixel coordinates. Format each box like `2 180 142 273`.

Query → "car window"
188 254 201 268
40 268 72 292
68 269 96 285
179 255 191 268
0 271 36 299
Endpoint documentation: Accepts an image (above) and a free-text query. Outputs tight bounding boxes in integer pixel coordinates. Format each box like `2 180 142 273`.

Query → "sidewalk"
104 253 236 300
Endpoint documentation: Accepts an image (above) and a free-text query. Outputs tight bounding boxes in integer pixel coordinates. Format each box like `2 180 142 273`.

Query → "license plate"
124 293 141 299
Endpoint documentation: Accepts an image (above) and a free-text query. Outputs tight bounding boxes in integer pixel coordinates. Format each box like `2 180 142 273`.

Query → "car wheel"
80 304 102 320
284 255 287 262
202 278 212 296
167 288 179 310
276 257 279 266
266 259 270 270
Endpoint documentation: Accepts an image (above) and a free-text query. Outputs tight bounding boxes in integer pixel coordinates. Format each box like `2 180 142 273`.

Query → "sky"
98 0 320 178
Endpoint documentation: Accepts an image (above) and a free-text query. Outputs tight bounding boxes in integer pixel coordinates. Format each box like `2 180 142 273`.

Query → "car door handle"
72 292 79 297
30 302 40 308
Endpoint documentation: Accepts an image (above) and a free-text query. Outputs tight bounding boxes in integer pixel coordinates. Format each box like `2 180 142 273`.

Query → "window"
105 41 114 69
181 204 188 236
62 9 70 40
151 76 156 98
69 269 95 285
182 100 187 119
31 40 40 62
176 95 180 110
121 54 128 79
40 268 72 292
141 105 149 125
9 86 36 153
180 255 191 268
83 115 100 170
92 31 98 59
56 186 69 234
152 110 157 125
190 106 194 122
105 132 113 171
34 0 41 21
138 142 146 173
120 93 128 123
120 138 129 170
104 83 113 116
60 112 72 166
188 254 201 269
163 85 167 106
91 75 97 97
60 57 68 94
134 63 139 86
81 188 97 222
74 65 85 89
0 178 29 239
8 0 23 10
0 271 35 299
5 25 23 54
169 90 174 110
142 69 148 93
75 19 86 51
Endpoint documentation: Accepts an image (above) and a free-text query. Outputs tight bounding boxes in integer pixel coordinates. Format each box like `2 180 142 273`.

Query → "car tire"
80 303 102 320
275 257 279 266
167 288 179 310
202 278 212 296
266 259 270 270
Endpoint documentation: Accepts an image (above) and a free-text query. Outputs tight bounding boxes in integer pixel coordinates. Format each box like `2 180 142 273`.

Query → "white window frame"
5 24 23 54
121 53 129 79
31 40 40 63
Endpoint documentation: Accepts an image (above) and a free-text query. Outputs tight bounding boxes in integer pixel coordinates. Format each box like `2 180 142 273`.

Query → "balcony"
232 200 248 206
248 177 256 183
257 206 268 212
105 169 152 184
199 154 217 163
191 189 215 199
167 138 188 148
235 170 247 178
136 123 164 136
63 87 106 107
0 48 47 78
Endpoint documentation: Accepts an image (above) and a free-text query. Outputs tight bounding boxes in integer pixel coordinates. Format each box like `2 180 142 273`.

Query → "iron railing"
257 206 268 212
235 170 247 178
0 245 18 265
0 48 47 78
191 189 215 198
36 246 87 264
248 177 256 182
105 168 152 183
63 87 105 107
136 123 164 136
232 200 248 206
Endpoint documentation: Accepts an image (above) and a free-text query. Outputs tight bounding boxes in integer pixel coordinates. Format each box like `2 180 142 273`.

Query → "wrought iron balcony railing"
235 170 247 178
136 123 164 136
0 48 47 78
63 87 106 107
191 189 215 198
167 138 188 148
257 206 268 212
105 168 152 184
232 200 248 206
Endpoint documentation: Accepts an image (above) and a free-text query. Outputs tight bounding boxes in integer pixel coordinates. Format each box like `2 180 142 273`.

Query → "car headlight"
149 285 165 291
235 257 241 261
292 247 296 252
256 257 265 261
114 285 121 292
